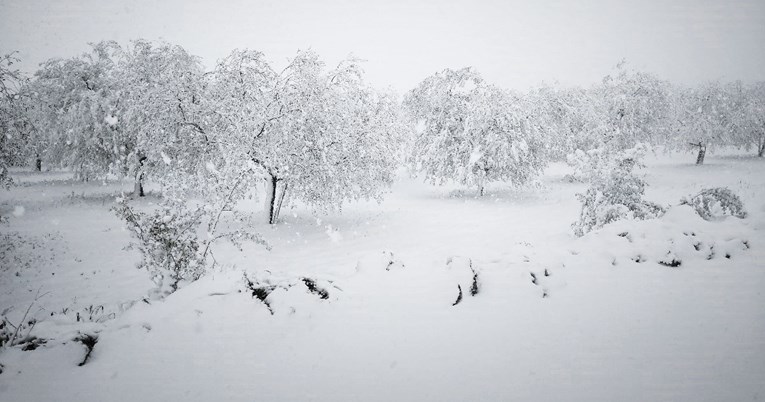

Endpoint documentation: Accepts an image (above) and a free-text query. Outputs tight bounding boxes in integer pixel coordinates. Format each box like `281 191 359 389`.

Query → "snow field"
0 152 763 401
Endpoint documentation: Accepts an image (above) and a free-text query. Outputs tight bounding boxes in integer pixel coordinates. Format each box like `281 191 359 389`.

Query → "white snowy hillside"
2 0 765 399
1 151 763 402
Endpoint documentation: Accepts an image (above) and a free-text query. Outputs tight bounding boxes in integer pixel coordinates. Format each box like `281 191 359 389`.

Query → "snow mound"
575 205 752 269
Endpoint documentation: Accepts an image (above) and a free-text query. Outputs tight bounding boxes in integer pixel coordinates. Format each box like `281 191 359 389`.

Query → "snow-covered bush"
0 315 41 351
114 198 203 296
680 188 747 221
572 147 665 236
114 195 268 298
0 289 47 351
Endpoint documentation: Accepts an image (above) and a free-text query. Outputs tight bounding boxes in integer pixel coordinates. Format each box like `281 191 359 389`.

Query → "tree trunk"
264 175 279 224
695 144 706 165
133 178 144 198
76 163 85 181
477 167 489 197
274 182 288 222
757 135 765 157
133 155 147 197
35 158 42 172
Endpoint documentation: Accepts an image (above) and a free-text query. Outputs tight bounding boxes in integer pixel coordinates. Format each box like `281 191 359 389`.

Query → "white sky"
1 0 764 92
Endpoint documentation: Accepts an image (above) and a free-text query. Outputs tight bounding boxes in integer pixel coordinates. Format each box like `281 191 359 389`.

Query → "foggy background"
2 0 764 91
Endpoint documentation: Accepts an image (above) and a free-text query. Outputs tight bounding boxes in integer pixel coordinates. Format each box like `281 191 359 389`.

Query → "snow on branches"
115 39 208 197
30 42 126 181
0 52 35 189
207 49 407 223
572 144 665 237
405 67 547 196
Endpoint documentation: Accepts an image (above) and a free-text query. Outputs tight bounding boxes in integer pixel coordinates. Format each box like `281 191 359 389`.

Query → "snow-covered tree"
405 67 547 196
105 42 268 295
29 40 211 193
528 84 610 161
674 82 735 164
30 41 127 180
206 49 407 224
595 62 674 151
730 81 765 157
0 52 30 189
114 39 208 196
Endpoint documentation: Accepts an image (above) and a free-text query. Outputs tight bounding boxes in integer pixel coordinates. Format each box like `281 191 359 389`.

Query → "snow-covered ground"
1 151 764 401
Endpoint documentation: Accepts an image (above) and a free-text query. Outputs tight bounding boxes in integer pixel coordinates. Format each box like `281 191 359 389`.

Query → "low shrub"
572 146 664 236
680 187 747 220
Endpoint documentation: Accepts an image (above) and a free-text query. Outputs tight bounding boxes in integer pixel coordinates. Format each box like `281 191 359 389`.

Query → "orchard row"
1 41 764 221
